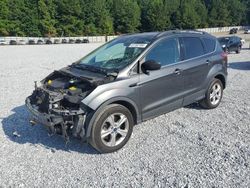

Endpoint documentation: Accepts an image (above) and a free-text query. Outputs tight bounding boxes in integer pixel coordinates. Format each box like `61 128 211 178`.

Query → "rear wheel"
199 79 223 109
236 46 241 54
89 104 134 153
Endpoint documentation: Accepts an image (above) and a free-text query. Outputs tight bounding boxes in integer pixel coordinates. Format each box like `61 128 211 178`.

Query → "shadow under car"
1 105 98 154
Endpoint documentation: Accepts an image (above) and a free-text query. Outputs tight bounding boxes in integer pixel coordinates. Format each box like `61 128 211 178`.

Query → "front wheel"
89 104 134 153
199 79 223 109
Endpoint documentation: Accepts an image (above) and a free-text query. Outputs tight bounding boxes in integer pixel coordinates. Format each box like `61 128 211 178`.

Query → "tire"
199 79 223 109
236 46 241 54
89 104 134 153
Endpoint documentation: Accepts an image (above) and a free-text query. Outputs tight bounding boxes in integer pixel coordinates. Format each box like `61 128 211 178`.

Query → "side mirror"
141 60 161 74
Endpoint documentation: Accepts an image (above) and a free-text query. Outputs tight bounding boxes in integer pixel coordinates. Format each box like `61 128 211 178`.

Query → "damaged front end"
25 66 116 142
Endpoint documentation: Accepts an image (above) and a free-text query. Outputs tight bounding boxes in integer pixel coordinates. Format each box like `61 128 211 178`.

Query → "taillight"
221 51 227 59
221 52 228 66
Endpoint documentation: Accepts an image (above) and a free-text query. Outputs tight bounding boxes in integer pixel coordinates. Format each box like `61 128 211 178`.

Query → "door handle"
174 69 182 75
129 83 138 87
206 60 211 65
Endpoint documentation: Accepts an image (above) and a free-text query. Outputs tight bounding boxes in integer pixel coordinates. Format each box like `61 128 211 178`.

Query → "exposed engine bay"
26 65 117 142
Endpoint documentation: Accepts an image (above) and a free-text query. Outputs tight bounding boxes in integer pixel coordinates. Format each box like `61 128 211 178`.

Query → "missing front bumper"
25 98 64 126
25 97 86 141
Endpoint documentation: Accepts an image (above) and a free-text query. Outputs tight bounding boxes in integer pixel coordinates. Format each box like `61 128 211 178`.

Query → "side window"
202 38 216 53
145 38 180 66
181 37 205 60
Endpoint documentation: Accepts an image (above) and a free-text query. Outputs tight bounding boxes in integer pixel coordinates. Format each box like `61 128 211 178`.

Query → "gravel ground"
0 43 249 188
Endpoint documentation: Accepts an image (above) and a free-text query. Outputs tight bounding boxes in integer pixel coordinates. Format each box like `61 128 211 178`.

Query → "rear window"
202 38 216 53
181 37 205 60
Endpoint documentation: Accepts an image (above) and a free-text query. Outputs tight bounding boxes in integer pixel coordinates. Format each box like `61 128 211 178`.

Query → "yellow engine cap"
69 86 77 91
48 80 52 85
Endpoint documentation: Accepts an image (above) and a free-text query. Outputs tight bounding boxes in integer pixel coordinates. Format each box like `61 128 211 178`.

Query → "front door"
138 37 184 120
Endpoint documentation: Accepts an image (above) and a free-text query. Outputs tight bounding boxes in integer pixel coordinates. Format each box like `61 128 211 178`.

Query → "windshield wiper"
70 63 119 77
70 63 108 75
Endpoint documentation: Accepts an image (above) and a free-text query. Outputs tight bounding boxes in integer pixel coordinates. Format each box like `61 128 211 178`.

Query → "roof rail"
156 30 207 38
172 30 206 35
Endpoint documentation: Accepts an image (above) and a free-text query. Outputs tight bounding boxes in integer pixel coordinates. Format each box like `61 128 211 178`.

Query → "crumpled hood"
40 65 118 101
42 65 116 90
59 66 108 85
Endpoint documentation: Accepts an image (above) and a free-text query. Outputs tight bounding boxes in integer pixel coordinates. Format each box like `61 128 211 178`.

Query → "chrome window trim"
122 35 218 77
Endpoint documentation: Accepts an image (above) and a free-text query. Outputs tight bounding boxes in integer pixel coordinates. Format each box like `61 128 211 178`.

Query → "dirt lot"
0 42 249 187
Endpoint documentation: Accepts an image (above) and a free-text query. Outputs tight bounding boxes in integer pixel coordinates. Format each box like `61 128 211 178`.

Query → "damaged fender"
81 77 141 138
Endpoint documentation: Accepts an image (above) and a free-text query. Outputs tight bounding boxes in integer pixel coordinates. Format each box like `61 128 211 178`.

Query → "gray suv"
26 30 228 153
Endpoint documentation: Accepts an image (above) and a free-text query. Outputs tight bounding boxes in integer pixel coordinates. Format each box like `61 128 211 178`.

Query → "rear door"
179 36 212 106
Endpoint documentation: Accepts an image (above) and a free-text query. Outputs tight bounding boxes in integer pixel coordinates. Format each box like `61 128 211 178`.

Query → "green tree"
140 0 171 31
83 0 113 35
55 0 84 36
5 0 41 36
6 0 26 36
195 0 208 28
23 0 41 36
0 0 249 36
38 0 56 37
112 0 141 33
181 0 199 29
208 0 230 27
165 0 181 29
226 0 246 25
168 0 207 29
245 0 250 24
0 0 10 36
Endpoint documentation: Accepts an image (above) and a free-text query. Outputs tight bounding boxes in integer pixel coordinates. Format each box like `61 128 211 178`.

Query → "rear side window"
230 37 235 43
181 37 205 60
202 38 216 53
235 37 240 42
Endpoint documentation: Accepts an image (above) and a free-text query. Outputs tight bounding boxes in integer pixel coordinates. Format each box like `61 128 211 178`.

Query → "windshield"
78 35 154 70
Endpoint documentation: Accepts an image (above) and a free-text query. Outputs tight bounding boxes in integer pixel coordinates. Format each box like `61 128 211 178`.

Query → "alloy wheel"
210 83 222 105
100 113 129 147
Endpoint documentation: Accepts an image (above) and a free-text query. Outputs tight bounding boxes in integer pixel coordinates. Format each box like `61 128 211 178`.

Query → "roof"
122 30 213 42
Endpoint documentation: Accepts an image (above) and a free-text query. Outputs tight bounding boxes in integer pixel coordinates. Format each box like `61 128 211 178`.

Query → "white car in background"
18 40 26 45
244 29 250 34
0 38 8 45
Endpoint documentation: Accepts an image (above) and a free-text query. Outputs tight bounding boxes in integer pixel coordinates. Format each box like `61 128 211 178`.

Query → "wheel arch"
110 100 138 125
206 63 227 90
214 74 226 89
85 97 141 138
